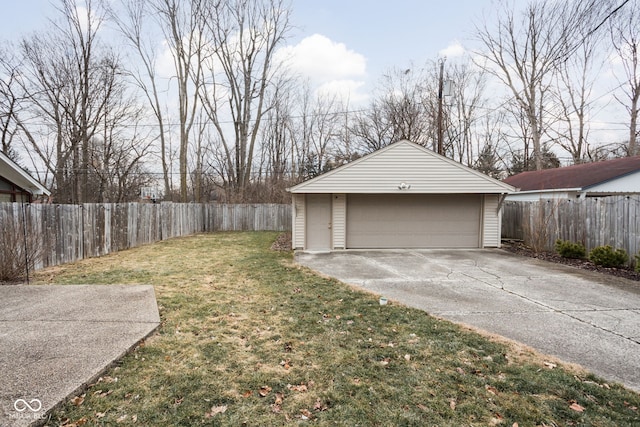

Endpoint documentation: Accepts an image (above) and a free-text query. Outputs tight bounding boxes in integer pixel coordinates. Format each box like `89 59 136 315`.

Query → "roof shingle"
503 156 640 191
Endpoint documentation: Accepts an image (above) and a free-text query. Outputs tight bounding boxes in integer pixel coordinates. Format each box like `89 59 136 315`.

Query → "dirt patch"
501 240 640 282
271 232 292 251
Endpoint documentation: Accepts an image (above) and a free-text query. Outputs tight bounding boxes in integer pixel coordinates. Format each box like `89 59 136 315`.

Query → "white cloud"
278 34 367 81
439 40 466 58
276 34 369 103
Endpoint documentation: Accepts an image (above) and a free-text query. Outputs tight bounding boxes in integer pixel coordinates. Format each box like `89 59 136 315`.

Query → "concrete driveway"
296 249 640 392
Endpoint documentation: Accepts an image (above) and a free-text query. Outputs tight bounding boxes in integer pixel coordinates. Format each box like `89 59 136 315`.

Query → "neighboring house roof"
0 151 51 196
288 139 515 194
503 156 640 192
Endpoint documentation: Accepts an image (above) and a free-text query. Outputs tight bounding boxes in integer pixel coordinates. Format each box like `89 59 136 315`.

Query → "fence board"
1 202 291 273
502 197 640 265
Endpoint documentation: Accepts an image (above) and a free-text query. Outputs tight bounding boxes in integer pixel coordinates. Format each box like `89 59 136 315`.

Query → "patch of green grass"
34 232 640 426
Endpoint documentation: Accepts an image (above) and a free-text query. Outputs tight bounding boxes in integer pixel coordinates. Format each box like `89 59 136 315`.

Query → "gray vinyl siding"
332 194 346 249
292 194 305 249
289 140 514 195
482 194 500 247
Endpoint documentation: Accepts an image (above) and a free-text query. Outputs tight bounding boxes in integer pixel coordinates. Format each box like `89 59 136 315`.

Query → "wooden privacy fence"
0 202 291 270
502 197 640 262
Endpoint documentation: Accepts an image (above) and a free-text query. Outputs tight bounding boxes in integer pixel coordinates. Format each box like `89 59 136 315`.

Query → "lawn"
33 232 640 426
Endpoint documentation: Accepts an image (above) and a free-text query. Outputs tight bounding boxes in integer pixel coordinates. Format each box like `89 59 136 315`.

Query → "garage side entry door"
346 194 481 248
306 194 332 250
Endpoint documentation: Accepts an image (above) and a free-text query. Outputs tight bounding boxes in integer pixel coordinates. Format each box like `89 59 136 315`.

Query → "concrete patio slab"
0 285 160 426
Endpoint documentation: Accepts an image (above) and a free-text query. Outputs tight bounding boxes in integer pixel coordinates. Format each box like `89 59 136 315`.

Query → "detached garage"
288 140 514 251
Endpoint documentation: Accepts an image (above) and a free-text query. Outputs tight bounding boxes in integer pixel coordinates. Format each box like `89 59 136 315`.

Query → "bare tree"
0 45 24 159
91 65 156 203
10 0 155 203
199 0 292 201
150 0 206 201
610 0 640 156
444 59 488 166
15 0 118 202
550 31 604 164
352 66 432 154
110 0 173 199
473 0 611 170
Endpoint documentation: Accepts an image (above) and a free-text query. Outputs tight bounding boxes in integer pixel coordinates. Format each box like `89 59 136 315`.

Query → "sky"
0 0 630 152
0 0 499 101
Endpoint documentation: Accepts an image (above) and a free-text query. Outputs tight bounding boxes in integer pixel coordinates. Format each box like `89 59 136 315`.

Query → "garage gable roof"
288 140 514 194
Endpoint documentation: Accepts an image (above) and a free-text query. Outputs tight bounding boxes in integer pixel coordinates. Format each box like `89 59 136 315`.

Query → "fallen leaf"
173 397 184 405
404 354 411 361
95 412 106 419
450 400 456 410
259 386 272 397
456 367 465 375
512 423 519 427
544 361 557 369
275 393 284 405
417 404 428 411
300 409 313 420
380 357 391 366
313 398 328 411
131 414 137 423
287 384 308 392
272 404 282 413
489 418 502 426
280 359 291 370
485 385 499 395
71 395 85 406
116 415 128 423
205 405 228 418
569 402 585 412
242 390 253 398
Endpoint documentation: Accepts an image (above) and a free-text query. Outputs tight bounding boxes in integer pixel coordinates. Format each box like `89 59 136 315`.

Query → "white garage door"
346 194 481 248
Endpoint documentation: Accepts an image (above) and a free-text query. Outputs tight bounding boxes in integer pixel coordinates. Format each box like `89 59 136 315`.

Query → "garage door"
346 194 481 248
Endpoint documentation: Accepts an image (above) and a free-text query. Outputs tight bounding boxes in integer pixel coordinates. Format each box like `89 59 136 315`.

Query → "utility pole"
436 59 445 156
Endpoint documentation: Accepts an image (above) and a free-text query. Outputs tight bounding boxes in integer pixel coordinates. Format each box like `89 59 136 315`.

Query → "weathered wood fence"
0 202 291 270
502 197 640 263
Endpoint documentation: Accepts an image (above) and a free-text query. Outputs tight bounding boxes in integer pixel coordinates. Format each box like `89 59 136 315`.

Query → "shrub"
635 253 640 272
554 239 586 259
0 219 43 283
588 245 628 268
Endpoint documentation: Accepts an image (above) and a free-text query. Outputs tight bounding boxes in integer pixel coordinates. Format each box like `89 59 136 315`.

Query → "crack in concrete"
458 268 640 347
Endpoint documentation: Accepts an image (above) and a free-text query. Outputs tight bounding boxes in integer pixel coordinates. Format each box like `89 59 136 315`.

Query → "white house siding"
587 171 640 193
332 194 346 249
292 194 305 249
505 190 577 201
482 194 501 247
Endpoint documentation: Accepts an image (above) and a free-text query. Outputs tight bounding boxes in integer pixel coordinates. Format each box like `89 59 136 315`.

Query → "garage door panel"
346 194 481 248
